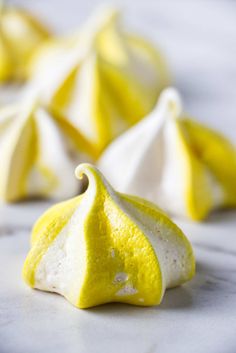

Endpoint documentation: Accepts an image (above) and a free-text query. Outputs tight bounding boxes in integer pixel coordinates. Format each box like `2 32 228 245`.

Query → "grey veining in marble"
0 0 236 352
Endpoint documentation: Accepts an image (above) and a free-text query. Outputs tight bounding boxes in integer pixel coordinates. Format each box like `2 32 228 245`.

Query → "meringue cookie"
23 163 195 309
29 7 170 155
0 99 96 202
98 88 236 221
0 6 50 81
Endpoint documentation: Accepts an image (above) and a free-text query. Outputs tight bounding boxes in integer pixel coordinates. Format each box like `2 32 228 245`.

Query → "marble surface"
0 203 236 353
1 0 236 352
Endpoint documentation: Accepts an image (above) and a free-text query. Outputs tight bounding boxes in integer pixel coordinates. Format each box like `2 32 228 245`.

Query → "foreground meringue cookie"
23 163 195 309
0 6 50 82
29 7 170 154
98 88 236 221
0 99 96 202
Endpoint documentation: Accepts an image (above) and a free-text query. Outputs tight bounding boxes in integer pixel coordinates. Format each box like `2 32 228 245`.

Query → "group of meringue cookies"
1 5 236 309
0 5 171 201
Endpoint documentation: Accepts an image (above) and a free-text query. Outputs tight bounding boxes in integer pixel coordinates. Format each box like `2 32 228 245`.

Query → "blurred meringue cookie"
28 7 170 155
23 163 195 309
0 98 96 202
0 6 50 82
98 88 236 221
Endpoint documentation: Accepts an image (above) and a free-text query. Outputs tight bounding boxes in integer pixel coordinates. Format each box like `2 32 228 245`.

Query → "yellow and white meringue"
98 88 236 221
29 7 170 155
0 99 96 202
23 163 195 309
0 6 50 82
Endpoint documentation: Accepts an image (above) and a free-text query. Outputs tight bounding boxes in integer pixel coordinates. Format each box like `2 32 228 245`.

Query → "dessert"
0 99 96 202
29 7 170 155
0 6 50 81
99 88 236 220
23 163 195 309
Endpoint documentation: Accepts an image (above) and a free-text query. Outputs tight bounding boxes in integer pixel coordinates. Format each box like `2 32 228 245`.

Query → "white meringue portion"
98 88 230 220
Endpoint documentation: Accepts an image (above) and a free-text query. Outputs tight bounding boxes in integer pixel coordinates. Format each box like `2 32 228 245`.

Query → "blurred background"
1 2 236 353
10 0 236 140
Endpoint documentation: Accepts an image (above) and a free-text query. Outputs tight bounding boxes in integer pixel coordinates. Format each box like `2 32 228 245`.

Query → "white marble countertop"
0 0 236 352
1 203 236 353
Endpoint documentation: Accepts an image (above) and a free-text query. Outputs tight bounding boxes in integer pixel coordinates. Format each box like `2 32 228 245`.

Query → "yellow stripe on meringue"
23 196 82 286
175 122 213 221
49 105 99 160
180 118 236 208
74 164 163 308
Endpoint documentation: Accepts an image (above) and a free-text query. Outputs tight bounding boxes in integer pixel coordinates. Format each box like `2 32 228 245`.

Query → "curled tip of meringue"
75 163 92 180
75 163 114 195
75 163 102 183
